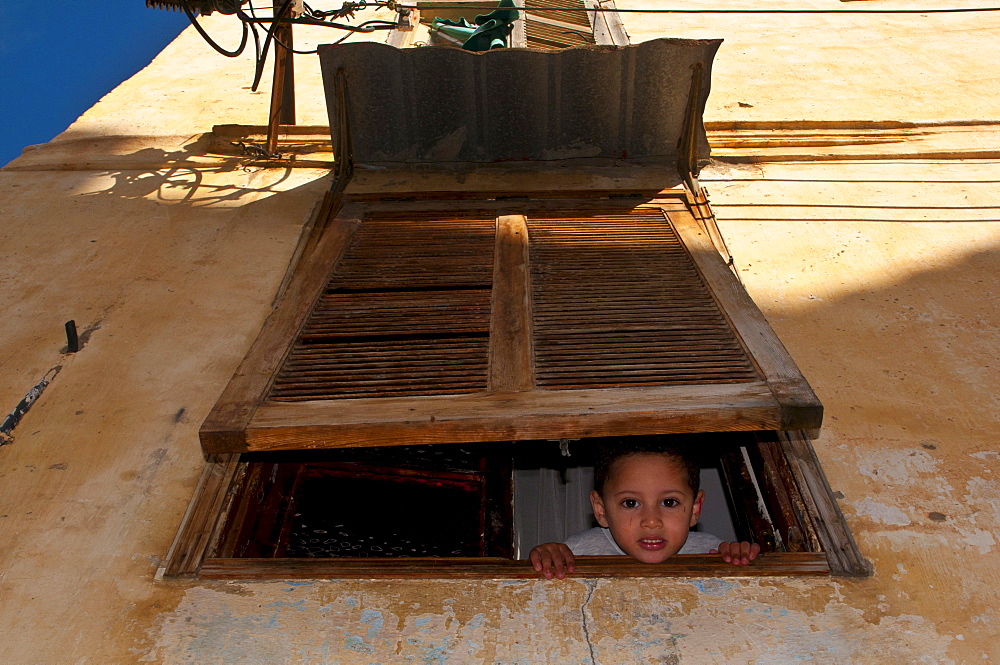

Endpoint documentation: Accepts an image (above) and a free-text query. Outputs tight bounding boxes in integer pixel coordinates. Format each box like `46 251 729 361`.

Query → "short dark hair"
593 436 701 497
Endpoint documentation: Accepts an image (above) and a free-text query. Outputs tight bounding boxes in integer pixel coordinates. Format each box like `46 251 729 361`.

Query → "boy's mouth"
637 538 666 551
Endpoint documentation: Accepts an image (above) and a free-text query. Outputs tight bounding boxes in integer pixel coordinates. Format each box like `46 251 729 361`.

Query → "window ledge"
198 552 829 580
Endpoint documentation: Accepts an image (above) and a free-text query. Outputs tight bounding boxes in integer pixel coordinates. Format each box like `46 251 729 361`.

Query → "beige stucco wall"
1 3 998 663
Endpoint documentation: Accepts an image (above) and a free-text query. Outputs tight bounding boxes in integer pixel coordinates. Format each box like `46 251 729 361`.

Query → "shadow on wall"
742 239 1000 443
756 237 1000 573
81 152 301 207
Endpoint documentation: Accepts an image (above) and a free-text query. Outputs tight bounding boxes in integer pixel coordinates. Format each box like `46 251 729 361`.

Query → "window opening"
162 431 867 579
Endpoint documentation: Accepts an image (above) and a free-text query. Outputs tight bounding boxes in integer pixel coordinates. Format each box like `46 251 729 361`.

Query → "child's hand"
710 541 761 566
529 542 576 579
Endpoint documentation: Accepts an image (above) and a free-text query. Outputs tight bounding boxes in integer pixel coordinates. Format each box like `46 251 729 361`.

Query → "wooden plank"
213 461 302 559
527 13 593 33
668 207 824 431
585 0 629 46
358 198 686 216
489 215 535 392
750 432 822 552
778 430 872 576
158 453 244 578
348 189 688 203
344 164 688 199
199 552 829 579
198 204 363 453
511 0 527 47
219 382 783 453
717 447 779 551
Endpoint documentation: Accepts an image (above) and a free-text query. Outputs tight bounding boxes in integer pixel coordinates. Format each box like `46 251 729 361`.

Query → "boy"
530 439 760 579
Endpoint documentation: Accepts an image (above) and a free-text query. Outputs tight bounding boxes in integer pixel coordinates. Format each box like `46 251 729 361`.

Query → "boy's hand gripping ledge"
528 540 761 578
529 542 576 579
710 541 761 566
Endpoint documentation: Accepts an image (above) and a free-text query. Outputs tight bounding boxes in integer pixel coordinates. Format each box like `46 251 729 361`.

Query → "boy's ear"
590 490 609 528
689 489 705 527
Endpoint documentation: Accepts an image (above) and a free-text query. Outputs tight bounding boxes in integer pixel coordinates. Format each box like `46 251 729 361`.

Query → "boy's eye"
621 498 640 509
660 498 679 508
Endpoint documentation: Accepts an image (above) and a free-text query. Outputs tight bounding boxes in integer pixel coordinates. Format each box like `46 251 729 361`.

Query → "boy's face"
590 453 704 564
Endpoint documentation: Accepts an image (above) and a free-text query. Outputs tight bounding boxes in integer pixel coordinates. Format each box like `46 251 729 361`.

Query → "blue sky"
0 2 189 167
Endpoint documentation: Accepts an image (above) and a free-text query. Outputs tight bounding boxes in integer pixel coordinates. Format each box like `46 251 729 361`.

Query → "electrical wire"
268 19 400 54
179 0 398 89
178 0 1000 96
248 0 293 90
180 0 250 56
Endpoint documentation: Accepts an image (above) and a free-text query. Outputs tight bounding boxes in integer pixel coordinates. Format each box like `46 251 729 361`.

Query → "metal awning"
317 38 722 166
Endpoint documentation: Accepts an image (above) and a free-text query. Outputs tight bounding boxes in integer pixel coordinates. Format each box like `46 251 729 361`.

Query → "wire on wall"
153 0 399 90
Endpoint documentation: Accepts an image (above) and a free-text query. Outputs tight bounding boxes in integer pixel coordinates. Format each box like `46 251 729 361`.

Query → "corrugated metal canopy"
318 38 721 164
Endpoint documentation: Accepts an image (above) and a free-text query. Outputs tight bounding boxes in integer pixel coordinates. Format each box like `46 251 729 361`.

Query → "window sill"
197 552 830 580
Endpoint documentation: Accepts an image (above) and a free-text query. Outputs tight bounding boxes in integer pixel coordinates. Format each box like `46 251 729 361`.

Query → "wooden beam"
585 0 629 46
199 552 830 579
343 162 687 199
356 198 686 214
266 15 296 155
224 382 783 453
488 214 535 392
511 0 527 47
347 189 688 203
387 8 421 47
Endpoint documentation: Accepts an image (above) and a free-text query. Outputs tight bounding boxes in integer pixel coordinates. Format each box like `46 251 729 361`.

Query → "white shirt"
563 527 723 556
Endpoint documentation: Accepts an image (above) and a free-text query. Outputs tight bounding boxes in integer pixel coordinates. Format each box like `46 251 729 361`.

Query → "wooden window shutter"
523 0 596 48
200 197 822 455
518 0 629 49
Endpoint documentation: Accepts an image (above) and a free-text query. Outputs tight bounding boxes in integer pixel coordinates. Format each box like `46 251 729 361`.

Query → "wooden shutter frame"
199 195 822 455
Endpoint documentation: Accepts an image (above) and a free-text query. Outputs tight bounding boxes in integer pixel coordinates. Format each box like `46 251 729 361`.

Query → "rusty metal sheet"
317 38 721 164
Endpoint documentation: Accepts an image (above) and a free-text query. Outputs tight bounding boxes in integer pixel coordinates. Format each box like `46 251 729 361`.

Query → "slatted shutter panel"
200 199 822 454
270 212 496 401
527 208 758 389
524 0 596 48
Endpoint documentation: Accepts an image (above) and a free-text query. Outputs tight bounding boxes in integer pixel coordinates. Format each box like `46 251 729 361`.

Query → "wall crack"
580 579 599 664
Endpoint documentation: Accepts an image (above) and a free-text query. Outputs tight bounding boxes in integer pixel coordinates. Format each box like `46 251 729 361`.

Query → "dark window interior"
215 433 810 561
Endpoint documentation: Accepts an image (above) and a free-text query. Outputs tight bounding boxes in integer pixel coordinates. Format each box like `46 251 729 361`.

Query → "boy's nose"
640 509 663 528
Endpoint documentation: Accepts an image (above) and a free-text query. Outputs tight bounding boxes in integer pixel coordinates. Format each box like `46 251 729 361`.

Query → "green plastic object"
431 0 519 51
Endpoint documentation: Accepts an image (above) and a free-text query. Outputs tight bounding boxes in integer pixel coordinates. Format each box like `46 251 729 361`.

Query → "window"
160 196 866 580
157 37 869 580
163 431 865 579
